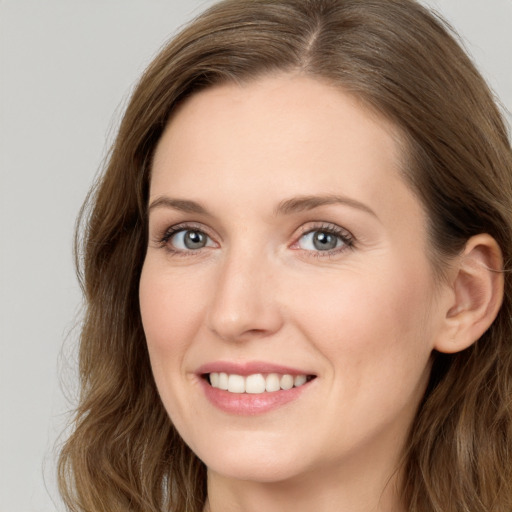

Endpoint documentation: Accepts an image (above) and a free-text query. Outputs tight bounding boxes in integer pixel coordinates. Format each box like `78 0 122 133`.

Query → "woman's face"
140 75 449 484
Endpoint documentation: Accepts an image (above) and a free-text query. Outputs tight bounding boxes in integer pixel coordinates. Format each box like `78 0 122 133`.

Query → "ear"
434 234 504 354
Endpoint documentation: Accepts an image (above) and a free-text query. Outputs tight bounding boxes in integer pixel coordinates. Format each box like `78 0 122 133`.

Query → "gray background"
1 1 510 511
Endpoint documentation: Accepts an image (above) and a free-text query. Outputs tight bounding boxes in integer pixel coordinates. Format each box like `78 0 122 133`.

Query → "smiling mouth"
203 372 316 394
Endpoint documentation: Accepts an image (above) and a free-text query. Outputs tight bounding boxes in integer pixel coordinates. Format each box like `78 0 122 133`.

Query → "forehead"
155 75 402 160
150 74 422 231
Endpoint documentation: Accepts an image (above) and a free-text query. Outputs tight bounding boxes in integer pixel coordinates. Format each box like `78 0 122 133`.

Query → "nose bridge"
207 243 282 341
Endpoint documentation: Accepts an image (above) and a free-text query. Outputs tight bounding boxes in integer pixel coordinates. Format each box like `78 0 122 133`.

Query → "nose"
206 247 284 342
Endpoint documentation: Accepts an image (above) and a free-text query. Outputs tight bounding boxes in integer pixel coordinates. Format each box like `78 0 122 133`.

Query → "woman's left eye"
296 228 352 253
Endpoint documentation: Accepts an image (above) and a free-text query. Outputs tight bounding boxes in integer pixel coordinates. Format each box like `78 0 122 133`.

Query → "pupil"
185 231 206 249
313 231 337 250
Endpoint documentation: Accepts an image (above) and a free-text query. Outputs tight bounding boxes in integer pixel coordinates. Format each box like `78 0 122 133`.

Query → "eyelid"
295 221 352 238
290 222 355 255
154 222 219 253
151 220 355 257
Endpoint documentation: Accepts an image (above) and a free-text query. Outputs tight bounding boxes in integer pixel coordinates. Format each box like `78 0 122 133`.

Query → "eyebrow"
148 194 377 218
148 197 209 215
275 194 378 218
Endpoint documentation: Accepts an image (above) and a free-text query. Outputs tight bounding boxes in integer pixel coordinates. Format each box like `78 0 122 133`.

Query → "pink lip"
196 361 316 416
196 360 313 376
199 378 313 415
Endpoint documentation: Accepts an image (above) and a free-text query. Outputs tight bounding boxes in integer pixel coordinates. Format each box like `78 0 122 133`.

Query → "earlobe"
434 234 504 354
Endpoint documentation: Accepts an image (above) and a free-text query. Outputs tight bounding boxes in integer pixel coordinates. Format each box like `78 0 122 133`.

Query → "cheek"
139 263 209 356
138 263 213 432
288 259 436 379
290 264 435 444
139 262 209 425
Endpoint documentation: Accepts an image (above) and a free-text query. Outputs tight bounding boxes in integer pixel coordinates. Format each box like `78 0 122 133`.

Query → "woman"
58 0 512 511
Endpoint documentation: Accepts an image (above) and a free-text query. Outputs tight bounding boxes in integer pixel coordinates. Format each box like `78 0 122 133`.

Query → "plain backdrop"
0 1 510 511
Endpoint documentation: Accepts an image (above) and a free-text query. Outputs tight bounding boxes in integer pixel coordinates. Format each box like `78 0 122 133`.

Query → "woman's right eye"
164 228 215 251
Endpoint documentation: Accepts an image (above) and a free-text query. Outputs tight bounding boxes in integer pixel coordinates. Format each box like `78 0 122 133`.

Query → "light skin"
139 74 504 512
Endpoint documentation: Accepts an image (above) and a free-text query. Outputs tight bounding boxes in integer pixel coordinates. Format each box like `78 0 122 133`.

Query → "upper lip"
196 360 315 376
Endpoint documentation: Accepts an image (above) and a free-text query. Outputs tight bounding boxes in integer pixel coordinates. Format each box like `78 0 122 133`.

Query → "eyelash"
294 222 354 258
156 222 355 258
156 222 214 257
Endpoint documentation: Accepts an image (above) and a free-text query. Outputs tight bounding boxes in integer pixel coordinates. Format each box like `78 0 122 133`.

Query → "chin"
207 458 306 484
192 435 311 483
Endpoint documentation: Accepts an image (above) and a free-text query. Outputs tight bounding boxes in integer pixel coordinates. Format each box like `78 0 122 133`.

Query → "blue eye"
297 229 348 252
168 229 214 250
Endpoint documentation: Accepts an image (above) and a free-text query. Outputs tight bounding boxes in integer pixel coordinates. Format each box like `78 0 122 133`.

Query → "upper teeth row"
209 372 308 394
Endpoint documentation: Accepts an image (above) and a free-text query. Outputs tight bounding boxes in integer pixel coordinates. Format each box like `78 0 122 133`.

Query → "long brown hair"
58 1 512 510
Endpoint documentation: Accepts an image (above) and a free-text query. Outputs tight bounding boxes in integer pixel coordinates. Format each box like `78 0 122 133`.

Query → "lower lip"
200 378 312 415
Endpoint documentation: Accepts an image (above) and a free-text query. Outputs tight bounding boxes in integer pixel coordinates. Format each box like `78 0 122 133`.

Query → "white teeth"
227 374 245 393
294 375 307 387
208 372 311 393
280 374 294 390
210 372 220 387
265 373 281 392
245 374 266 394
218 372 228 390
